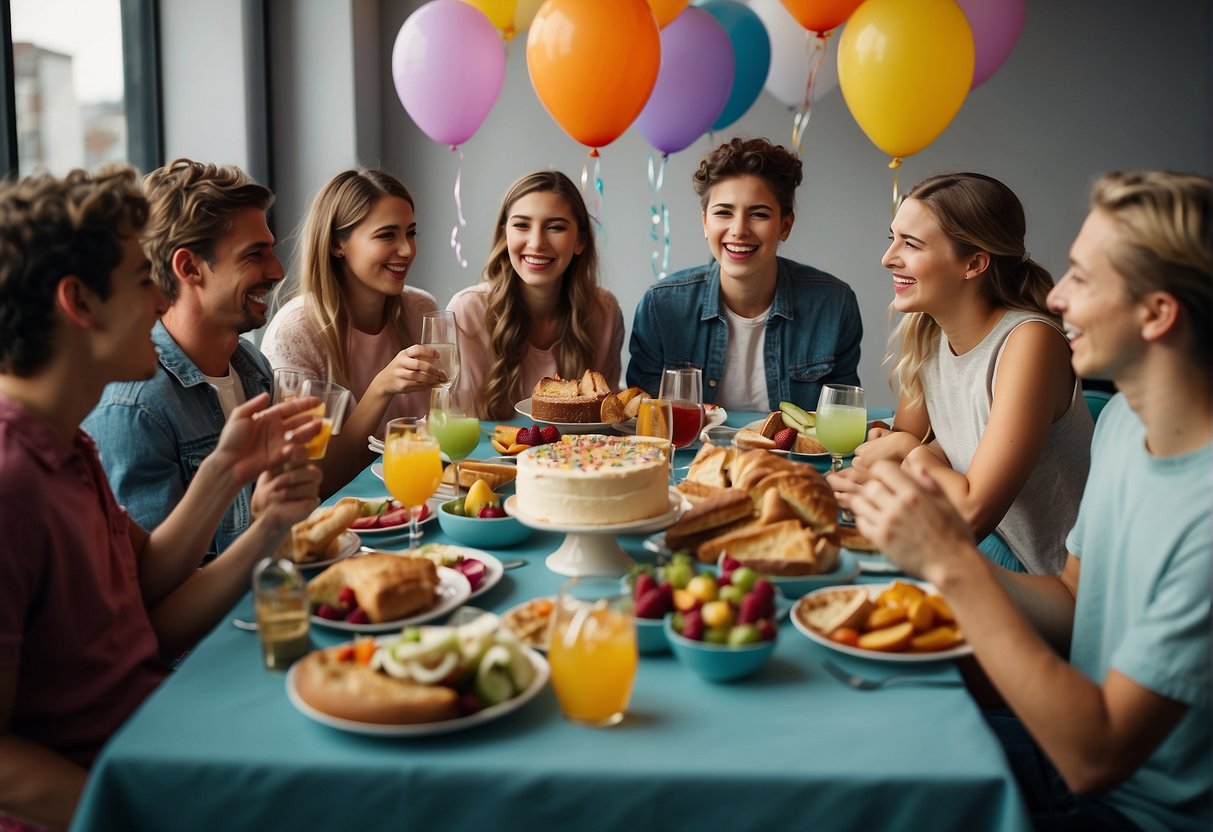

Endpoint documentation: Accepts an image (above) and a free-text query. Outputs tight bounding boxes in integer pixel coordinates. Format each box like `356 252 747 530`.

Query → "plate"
513 398 621 434
503 490 685 535
616 404 727 437
296 531 359 571
640 534 859 598
410 543 505 600
499 596 555 651
285 637 549 737
851 549 902 575
310 566 472 634
791 581 973 663
737 419 829 459
347 496 439 537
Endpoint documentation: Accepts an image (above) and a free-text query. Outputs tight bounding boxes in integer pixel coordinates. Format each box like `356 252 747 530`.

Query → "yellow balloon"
837 0 974 159
463 0 543 40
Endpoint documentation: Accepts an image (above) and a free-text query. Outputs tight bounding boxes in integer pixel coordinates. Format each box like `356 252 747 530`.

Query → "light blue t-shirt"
1066 394 1211 832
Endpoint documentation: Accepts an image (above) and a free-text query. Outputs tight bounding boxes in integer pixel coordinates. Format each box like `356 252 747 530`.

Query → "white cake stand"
503 492 684 577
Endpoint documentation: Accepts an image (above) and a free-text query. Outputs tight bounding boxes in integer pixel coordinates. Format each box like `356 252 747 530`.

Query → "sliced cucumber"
474 645 515 706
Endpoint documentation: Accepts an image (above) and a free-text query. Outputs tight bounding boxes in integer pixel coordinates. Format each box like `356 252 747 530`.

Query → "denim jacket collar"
698 258 796 322
152 320 271 394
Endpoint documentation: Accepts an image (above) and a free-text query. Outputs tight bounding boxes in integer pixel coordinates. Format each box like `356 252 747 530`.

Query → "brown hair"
692 137 803 217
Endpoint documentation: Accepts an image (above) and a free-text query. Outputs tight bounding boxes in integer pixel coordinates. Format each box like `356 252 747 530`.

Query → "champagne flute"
659 367 704 450
420 310 459 389
428 387 480 495
382 417 443 549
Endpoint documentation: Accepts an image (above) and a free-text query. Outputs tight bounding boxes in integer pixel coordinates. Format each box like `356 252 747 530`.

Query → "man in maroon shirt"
0 169 322 830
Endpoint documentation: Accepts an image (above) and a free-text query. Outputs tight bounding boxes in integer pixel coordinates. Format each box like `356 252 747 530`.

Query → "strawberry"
515 426 539 446
633 573 657 602
337 587 357 608
773 427 797 451
539 425 560 444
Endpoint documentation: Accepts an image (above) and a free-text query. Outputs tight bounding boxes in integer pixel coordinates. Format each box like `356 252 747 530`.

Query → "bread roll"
308 554 439 623
293 648 459 724
286 497 362 563
749 471 838 536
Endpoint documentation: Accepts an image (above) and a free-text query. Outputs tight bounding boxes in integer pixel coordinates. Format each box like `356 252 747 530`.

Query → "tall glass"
252 557 310 670
299 379 351 460
428 387 480 494
271 367 307 405
659 367 704 449
636 396 674 476
420 310 459 389
383 417 443 549
548 577 637 727
815 384 868 473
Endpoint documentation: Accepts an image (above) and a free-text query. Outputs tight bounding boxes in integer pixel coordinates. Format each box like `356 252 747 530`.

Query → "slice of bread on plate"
284 497 361 563
733 429 776 450
308 553 439 622
699 519 837 575
664 488 754 550
796 586 873 635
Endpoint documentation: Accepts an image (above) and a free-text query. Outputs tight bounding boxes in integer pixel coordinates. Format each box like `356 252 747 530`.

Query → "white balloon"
749 0 840 108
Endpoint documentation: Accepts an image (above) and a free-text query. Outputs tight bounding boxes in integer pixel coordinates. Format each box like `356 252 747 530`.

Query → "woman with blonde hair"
830 172 1093 574
448 170 624 420
262 168 445 492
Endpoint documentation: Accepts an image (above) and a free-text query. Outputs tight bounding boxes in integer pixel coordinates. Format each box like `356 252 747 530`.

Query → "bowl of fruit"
438 478 531 549
663 559 780 682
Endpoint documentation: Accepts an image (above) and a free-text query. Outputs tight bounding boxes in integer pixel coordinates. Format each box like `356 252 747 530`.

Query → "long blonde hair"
888 173 1056 409
479 171 600 420
290 169 415 389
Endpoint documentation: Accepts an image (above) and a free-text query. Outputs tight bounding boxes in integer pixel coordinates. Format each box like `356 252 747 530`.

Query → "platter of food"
286 614 550 737
410 543 504 600
791 580 971 662
346 496 437 536
308 555 471 633
294 531 359 571
513 398 619 433
499 596 555 651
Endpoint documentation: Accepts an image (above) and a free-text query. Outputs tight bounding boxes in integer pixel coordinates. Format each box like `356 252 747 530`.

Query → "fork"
821 659 964 690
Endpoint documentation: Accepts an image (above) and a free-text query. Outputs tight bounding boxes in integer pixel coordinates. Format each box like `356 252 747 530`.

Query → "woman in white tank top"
830 173 1092 574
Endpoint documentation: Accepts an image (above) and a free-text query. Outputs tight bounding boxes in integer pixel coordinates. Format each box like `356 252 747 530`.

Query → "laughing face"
881 197 973 315
701 174 793 288
1047 209 1145 379
95 230 169 382
504 190 585 292
196 206 284 333
333 195 416 301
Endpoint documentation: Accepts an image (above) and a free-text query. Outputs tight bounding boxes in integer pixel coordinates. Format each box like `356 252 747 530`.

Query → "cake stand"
503 492 684 577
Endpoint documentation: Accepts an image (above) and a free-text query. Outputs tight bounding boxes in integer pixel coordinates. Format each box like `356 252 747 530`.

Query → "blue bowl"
438 499 532 548
664 616 776 682
636 616 669 655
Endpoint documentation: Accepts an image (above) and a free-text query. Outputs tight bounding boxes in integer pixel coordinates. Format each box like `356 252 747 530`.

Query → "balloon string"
889 158 903 217
792 32 831 152
449 145 468 269
582 148 605 238
648 153 671 280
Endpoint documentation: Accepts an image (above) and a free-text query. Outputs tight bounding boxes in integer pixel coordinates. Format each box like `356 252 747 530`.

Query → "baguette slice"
293 648 459 725
599 393 625 424
796 586 873 635
734 429 776 450
794 433 828 455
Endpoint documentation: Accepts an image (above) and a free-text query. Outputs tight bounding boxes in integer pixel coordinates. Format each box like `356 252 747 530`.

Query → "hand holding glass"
420 311 459 389
548 577 637 727
659 367 704 449
428 387 480 494
299 379 351 460
383 417 443 549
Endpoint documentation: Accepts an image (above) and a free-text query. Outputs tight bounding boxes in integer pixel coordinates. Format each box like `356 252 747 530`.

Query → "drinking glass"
271 367 307 405
636 396 674 476
252 557 310 670
420 310 459 389
299 379 351 460
815 384 868 474
659 367 704 449
548 577 637 727
428 386 481 494
383 417 443 549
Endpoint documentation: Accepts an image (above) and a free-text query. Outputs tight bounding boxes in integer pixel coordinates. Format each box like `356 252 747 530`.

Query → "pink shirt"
0 395 167 767
447 283 625 418
261 289 438 437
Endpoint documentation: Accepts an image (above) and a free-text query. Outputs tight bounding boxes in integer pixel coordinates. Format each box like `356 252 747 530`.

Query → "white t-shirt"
715 303 769 411
204 364 245 420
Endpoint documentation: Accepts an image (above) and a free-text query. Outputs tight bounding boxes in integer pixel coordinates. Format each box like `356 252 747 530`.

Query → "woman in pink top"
448 170 624 420
263 169 445 492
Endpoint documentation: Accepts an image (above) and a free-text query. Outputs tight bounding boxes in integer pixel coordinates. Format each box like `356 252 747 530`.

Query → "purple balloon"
392 0 506 146
634 7 735 155
957 0 1026 89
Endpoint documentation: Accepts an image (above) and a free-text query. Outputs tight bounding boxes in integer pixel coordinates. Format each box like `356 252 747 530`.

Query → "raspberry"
337 587 356 608
539 425 560 444
773 427 797 451
315 603 342 621
344 607 369 624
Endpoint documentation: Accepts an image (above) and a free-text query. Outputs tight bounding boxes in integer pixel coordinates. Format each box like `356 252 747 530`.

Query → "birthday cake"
515 434 670 525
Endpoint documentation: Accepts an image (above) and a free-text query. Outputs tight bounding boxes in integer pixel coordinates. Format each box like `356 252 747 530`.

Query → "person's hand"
851 429 921 468
826 464 870 510
849 459 975 578
373 345 446 396
250 459 322 536
211 393 322 486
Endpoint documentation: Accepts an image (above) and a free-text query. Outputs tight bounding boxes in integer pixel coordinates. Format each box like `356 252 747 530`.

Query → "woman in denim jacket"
626 137 861 411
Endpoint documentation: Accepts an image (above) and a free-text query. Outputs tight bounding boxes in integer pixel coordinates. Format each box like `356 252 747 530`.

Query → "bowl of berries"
438 478 531 549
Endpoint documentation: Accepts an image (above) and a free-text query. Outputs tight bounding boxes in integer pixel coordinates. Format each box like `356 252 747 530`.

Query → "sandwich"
284 497 362 563
695 519 838 574
308 553 439 623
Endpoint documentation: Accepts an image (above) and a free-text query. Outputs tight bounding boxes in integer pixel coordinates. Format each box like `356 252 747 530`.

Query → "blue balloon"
696 0 771 130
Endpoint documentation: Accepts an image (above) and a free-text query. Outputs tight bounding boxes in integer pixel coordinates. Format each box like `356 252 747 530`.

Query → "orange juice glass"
383 417 442 549
299 379 350 460
549 577 637 727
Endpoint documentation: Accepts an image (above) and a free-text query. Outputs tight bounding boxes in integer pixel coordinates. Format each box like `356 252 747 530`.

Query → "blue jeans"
985 709 1141 831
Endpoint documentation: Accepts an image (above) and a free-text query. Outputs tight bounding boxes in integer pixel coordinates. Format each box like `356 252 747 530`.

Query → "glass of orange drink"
549 577 638 727
299 379 351 460
383 417 442 549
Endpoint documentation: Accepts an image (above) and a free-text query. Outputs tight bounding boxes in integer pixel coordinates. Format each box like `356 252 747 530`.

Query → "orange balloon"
526 0 661 149
647 0 690 28
779 0 864 33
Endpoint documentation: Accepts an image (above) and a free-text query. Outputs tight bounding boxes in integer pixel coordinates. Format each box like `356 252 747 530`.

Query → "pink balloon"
392 0 506 145
634 7 735 155
957 0 1025 89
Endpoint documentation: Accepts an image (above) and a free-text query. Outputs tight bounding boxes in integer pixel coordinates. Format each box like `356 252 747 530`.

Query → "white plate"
499 596 556 652
347 496 440 537
310 566 472 634
503 490 685 535
285 637 549 737
791 581 972 663
851 549 902 575
296 531 360 572
513 398 622 434
409 543 505 600
617 404 727 436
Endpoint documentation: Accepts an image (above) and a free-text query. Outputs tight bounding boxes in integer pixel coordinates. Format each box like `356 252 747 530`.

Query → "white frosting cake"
515 435 670 525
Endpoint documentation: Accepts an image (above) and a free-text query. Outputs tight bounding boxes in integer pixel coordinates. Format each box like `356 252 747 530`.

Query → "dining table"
70 408 1031 832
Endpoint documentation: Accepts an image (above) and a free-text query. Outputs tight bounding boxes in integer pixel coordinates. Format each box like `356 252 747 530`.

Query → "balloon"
837 0 974 159
698 0 771 131
778 0 863 34
527 0 661 149
647 0 691 28
753 0 839 107
392 0 507 146
957 0 1025 88
634 8 735 155
461 0 544 40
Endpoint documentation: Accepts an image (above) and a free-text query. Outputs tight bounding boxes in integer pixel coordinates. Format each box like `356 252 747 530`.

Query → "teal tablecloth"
71 409 1028 832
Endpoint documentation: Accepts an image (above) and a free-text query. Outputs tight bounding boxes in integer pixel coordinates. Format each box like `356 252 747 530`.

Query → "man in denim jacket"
627 139 861 411
84 159 286 559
